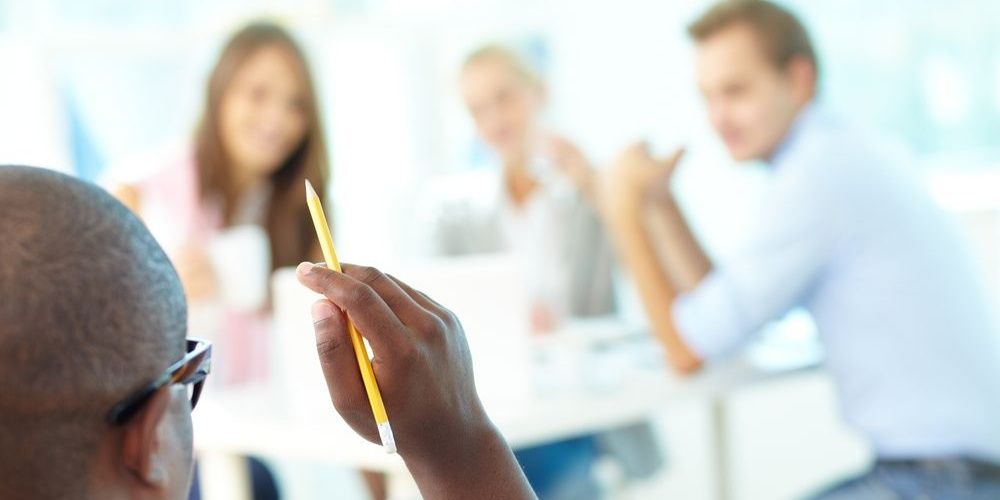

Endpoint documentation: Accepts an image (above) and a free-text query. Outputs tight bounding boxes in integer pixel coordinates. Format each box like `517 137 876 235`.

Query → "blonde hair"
461 44 542 87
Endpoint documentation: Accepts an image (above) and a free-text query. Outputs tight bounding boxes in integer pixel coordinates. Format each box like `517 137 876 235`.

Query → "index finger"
296 262 405 356
341 263 434 327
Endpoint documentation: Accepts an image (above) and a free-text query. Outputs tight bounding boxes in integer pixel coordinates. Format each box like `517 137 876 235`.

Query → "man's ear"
121 386 173 489
786 55 817 104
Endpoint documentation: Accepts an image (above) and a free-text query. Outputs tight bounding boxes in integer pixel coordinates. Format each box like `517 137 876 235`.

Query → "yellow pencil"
305 180 396 454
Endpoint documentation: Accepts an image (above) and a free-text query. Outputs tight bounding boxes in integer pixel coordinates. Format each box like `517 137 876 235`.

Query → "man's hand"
597 143 706 375
545 134 596 198
601 142 685 217
295 262 535 500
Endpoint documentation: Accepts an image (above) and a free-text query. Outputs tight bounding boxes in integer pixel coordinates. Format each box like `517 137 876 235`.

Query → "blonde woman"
457 44 663 499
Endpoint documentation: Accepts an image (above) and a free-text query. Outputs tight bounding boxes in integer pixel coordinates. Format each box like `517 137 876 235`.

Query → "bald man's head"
0 166 188 498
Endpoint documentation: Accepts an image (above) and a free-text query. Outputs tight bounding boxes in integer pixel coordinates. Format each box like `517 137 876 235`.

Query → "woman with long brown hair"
113 21 339 500
117 21 328 304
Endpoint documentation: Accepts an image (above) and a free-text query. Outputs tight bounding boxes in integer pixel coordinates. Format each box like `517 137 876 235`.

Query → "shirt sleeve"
672 165 842 360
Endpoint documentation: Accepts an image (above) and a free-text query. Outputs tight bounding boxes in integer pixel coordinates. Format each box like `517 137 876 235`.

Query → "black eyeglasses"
107 338 213 425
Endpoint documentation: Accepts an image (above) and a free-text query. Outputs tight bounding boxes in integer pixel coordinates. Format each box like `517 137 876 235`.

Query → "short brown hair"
688 0 818 75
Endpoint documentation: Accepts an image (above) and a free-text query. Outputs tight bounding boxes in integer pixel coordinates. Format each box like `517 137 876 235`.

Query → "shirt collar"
767 102 821 168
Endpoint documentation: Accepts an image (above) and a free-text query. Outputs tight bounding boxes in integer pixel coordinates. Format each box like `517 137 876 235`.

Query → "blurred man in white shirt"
602 1 1000 498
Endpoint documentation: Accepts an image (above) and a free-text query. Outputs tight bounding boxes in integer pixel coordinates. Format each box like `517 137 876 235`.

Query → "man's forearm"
643 196 712 292
605 200 703 374
403 422 536 500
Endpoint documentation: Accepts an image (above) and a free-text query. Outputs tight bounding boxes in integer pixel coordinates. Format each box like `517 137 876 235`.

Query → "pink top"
121 146 271 387
132 147 223 254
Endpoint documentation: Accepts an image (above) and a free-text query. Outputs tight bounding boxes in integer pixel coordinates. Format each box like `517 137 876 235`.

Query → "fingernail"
297 262 315 275
312 300 336 323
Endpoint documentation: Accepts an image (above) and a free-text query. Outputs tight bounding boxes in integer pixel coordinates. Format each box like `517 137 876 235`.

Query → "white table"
193 261 822 499
193 323 819 500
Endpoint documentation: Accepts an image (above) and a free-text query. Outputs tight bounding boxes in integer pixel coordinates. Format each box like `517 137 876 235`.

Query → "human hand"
295 262 489 455
545 134 595 197
295 262 535 499
529 301 559 335
601 142 685 217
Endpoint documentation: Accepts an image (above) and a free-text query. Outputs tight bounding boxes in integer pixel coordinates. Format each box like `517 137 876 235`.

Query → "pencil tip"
305 179 316 198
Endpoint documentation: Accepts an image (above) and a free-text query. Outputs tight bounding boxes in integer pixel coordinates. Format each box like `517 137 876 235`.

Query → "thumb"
651 147 686 179
662 147 686 168
626 140 650 156
310 299 368 422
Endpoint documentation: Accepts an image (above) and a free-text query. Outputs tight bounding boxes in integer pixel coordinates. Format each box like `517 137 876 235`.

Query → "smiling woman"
114 21 330 302
193 22 329 274
108 20 336 500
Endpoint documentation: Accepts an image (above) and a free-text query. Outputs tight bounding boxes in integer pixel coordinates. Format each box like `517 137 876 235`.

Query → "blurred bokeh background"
2 0 998 499
3 0 999 260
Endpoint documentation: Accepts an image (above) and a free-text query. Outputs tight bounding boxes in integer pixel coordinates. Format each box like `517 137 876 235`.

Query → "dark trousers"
809 457 1000 500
